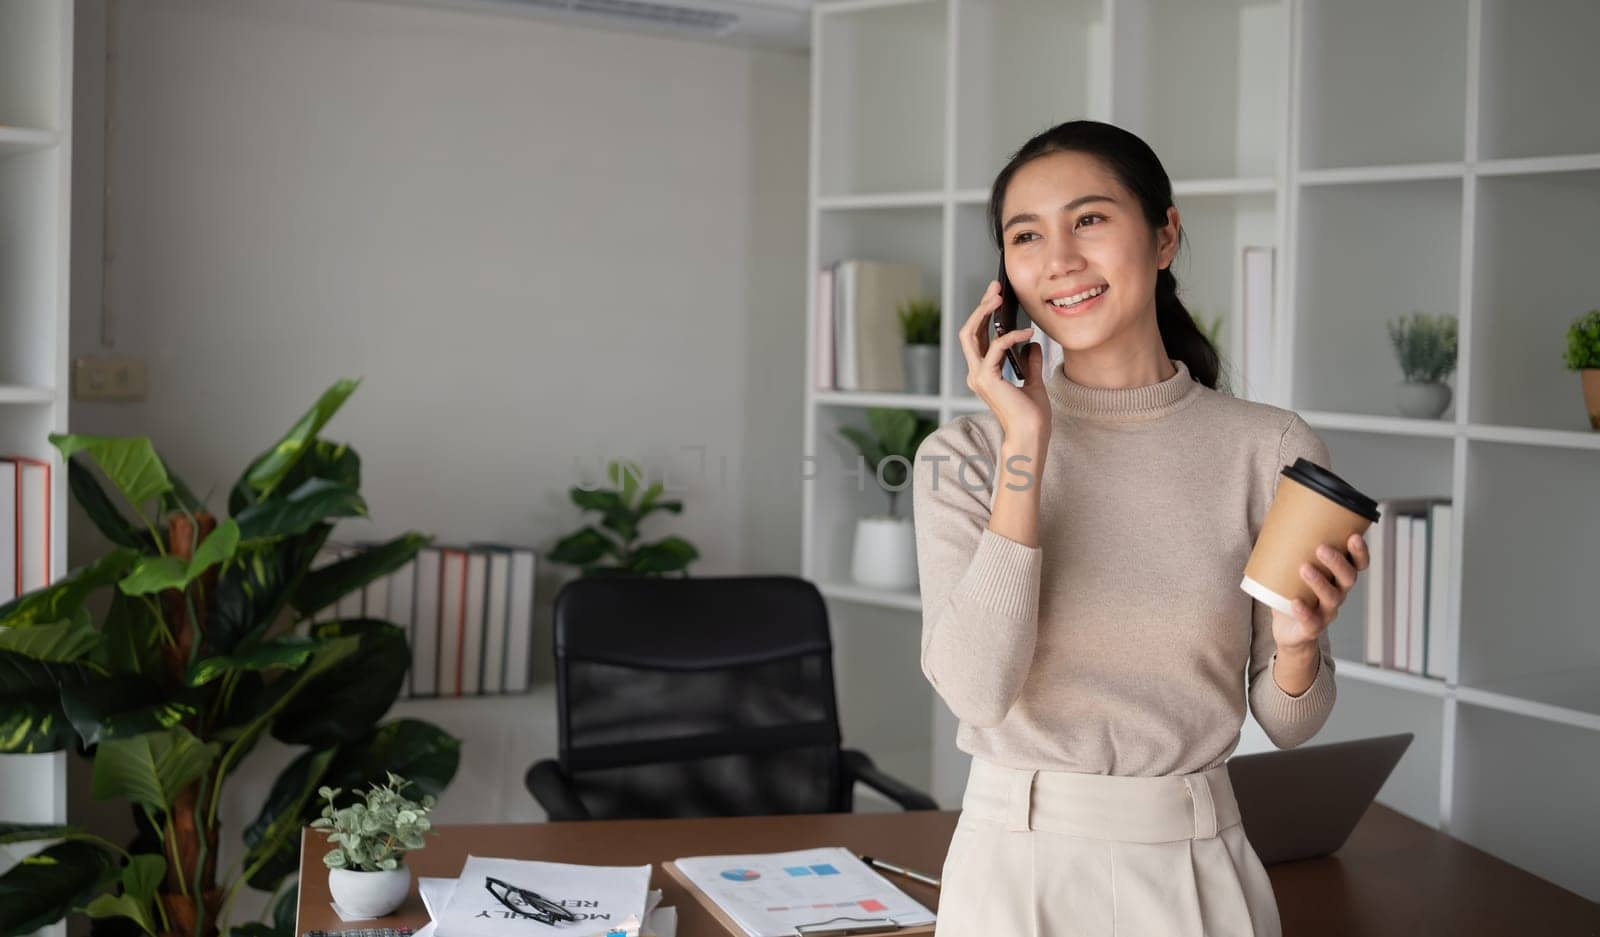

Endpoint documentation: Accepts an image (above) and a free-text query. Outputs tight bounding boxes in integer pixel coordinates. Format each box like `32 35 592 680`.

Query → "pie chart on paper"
720 868 762 882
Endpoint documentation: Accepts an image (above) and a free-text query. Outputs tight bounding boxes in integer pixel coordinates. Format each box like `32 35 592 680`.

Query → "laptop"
1225 732 1413 865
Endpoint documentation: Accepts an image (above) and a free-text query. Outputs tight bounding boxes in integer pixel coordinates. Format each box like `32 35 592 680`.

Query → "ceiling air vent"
510 0 739 36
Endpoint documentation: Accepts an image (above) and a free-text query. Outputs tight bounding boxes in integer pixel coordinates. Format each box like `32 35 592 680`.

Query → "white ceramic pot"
1582 368 1600 430
851 515 918 591
1396 380 1452 419
329 866 411 918
902 344 941 395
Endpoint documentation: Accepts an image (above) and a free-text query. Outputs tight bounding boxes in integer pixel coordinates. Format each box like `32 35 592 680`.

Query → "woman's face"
999 150 1179 355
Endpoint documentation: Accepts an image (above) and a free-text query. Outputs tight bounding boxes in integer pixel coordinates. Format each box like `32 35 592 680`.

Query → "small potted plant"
1563 308 1600 431
897 297 941 395
838 407 937 591
548 458 700 577
1386 311 1458 419
313 772 438 918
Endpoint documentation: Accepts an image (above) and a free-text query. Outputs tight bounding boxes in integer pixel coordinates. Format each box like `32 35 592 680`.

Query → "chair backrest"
551 574 845 819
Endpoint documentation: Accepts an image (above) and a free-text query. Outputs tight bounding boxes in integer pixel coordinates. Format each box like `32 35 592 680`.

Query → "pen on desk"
859 854 940 889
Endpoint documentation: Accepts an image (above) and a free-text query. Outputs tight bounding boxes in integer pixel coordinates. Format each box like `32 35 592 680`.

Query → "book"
815 263 836 390
387 558 418 692
5 457 51 594
1393 516 1412 672
0 460 16 602
835 261 856 391
1424 502 1453 680
834 260 923 392
411 547 444 698
1363 496 1450 674
1363 495 1452 671
1241 246 1275 403
1365 503 1393 668
461 550 489 696
438 549 468 697
481 548 511 695
1408 515 1428 676
504 548 537 693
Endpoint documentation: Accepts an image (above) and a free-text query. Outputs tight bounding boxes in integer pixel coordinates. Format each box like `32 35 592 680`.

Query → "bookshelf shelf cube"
1296 0 1468 171
1292 178 1463 419
1469 169 1600 433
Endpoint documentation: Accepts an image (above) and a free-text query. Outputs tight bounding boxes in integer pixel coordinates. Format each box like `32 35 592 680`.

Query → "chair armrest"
841 748 939 811
525 759 592 821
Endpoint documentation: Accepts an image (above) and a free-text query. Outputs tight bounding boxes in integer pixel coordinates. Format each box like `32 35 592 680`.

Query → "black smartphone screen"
992 260 1029 381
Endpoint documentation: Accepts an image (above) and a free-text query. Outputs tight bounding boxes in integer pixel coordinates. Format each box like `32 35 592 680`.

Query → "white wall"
70 0 808 586
65 0 809 921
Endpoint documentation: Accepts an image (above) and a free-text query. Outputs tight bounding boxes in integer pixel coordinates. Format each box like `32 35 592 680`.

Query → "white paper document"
435 855 652 937
422 875 677 937
672 847 934 937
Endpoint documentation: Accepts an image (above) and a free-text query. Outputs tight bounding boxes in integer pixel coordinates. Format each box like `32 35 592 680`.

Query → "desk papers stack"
670 847 934 936
417 855 677 937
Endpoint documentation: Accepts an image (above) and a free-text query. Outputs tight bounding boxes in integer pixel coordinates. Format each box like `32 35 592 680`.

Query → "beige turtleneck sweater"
911 357 1337 777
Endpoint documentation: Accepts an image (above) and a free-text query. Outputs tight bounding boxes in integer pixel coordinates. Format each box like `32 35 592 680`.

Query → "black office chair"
525 574 938 820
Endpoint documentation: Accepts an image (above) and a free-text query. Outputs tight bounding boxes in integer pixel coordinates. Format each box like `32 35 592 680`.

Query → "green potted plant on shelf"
312 772 437 918
837 408 937 591
1563 308 1600 431
897 297 941 395
548 459 700 577
0 378 460 937
1386 311 1458 419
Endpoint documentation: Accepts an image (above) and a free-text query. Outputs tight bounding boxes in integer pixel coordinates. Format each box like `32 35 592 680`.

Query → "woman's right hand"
960 279 1052 446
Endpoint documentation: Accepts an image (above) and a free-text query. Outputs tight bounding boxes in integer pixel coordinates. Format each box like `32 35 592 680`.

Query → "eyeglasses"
484 876 579 925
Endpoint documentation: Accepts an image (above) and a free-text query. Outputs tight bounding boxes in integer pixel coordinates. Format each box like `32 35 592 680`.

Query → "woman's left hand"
1271 533 1371 651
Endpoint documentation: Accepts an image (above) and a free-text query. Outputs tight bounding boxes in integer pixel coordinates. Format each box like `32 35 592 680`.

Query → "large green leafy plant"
548 459 699 577
838 408 938 519
0 379 460 937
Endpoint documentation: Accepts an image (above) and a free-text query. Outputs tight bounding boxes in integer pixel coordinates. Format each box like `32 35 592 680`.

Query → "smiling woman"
991 128 1219 394
915 119 1357 937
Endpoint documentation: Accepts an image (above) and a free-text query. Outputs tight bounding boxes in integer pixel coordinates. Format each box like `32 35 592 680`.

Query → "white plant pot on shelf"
1396 380 1452 419
329 866 411 918
851 515 918 591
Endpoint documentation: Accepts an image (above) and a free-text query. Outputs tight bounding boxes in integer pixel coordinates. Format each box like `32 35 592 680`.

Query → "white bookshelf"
803 0 1600 903
0 2 73 927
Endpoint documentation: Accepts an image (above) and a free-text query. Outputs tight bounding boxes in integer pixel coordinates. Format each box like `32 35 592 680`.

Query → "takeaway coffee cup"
1241 457 1381 615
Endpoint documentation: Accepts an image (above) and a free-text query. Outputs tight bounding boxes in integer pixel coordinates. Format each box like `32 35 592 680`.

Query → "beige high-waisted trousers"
933 757 1282 937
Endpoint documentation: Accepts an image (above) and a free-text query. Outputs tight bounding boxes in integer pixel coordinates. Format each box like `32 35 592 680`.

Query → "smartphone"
989 260 1029 382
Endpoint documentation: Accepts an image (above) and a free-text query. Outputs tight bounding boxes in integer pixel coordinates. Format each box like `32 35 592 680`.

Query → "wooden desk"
297 803 1599 936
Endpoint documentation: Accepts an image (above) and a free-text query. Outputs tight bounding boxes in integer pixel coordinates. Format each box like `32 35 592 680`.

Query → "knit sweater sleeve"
1248 412 1339 748
911 418 1044 729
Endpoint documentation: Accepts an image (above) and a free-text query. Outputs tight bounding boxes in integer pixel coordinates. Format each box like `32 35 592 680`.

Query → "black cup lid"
1281 458 1381 523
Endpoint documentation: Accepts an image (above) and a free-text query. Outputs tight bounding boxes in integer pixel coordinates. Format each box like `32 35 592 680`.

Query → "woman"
911 120 1370 936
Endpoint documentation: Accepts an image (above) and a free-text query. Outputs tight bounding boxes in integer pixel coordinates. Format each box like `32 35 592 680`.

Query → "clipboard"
661 860 935 937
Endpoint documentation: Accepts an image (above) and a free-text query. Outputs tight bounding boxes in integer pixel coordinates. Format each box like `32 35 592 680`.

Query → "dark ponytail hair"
987 119 1225 392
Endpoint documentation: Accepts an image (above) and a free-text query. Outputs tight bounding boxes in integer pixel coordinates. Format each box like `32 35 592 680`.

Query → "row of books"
313 542 537 697
813 259 926 392
1363 496 1454 679
0 456 51 602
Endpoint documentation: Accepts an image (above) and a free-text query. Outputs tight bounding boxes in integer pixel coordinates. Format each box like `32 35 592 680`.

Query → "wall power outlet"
73 354 148 401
